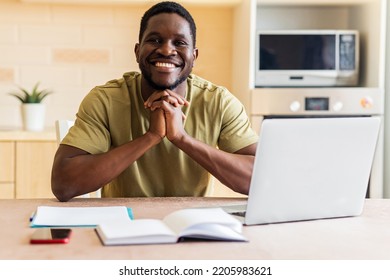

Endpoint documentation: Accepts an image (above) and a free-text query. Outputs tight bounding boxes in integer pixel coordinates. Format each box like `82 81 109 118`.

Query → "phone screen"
30 228 72 244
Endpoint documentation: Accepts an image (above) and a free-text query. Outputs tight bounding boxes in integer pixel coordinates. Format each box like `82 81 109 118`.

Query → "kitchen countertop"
0 128 56 141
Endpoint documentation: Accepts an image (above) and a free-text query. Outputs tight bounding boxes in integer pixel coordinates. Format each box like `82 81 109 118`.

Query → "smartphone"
30 228 72 244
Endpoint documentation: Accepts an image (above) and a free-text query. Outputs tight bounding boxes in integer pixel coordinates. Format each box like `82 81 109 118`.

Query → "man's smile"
151 61 182 73
155 62 176 68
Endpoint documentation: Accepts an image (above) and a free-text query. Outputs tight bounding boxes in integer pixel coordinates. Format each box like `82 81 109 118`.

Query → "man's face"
135 13 198 91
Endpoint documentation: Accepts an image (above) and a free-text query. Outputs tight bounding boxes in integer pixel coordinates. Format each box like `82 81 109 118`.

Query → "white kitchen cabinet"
230 0 387 197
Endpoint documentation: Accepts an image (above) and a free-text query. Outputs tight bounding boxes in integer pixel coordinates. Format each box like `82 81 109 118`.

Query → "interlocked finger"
161 94 182 107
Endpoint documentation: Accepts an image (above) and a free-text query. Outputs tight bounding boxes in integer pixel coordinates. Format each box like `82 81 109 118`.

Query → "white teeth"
155 62 175 68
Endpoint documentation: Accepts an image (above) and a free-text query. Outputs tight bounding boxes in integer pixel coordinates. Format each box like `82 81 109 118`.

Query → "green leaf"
8 82 53 103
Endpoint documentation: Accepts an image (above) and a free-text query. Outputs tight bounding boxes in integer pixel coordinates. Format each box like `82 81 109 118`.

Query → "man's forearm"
172 135 256 195
51 132 161 201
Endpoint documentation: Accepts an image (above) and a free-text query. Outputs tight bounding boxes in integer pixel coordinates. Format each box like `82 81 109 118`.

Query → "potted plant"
9 82 53 131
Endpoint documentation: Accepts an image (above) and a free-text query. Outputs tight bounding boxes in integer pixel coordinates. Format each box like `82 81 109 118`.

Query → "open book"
30 206 133 228
96 207 247 245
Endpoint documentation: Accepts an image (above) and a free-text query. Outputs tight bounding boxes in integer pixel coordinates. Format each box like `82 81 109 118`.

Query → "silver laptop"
224 117 380 225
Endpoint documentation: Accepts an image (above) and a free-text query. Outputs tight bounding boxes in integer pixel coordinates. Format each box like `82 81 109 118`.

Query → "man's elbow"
233 183 250 196
51 175 74 202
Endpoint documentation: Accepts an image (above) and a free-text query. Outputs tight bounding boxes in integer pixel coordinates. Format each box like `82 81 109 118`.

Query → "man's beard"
143 73 188 91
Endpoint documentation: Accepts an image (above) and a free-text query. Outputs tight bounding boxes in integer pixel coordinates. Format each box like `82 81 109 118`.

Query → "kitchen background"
0 0 234 128
1 0 390 199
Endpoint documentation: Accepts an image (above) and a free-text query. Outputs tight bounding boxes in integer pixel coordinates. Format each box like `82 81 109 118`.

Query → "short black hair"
139 1 197 47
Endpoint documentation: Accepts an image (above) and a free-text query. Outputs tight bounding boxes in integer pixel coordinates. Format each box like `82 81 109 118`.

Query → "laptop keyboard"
231 211 246 217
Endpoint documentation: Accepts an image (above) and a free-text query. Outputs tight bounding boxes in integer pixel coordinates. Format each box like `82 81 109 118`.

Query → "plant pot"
21 103 46 131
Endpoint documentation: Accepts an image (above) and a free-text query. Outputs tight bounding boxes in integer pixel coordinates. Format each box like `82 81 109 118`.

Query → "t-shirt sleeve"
61 87 111 154
218 91 258 153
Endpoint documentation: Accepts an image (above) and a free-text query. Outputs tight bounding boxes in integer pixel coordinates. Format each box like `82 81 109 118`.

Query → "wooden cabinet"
0 142 15 199
0 131 57 199
15 141 58 199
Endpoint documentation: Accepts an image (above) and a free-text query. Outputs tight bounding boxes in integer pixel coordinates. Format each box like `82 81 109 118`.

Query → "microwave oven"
255 30 359 87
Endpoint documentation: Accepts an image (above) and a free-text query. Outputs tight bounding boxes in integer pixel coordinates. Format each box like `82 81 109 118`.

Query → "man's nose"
157 41 177 56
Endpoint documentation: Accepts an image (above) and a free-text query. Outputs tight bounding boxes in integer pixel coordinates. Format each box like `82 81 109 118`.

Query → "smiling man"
51 1 258 202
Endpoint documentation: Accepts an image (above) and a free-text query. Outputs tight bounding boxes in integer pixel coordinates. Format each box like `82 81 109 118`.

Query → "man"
51 1 258 202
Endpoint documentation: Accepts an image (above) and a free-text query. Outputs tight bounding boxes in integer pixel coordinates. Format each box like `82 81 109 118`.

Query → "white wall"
384 0 390 198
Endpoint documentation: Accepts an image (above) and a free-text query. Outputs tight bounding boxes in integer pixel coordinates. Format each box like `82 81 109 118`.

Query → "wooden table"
1 197 390 260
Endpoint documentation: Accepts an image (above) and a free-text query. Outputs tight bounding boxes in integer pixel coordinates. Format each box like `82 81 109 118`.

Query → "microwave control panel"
339 34 356 71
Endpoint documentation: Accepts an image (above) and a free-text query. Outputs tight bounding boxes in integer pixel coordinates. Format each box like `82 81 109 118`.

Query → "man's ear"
134 43 140 63
192 48 199 67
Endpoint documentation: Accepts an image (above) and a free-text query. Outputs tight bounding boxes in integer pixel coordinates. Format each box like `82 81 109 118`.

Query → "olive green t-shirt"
62 72 258 197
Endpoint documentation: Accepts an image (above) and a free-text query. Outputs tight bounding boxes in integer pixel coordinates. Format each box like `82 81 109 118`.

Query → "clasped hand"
144 90 189 142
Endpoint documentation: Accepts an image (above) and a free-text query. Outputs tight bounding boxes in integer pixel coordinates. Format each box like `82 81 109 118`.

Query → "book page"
163 208 244 239
97 219 177 245
31 206 132 227
179 223 247 241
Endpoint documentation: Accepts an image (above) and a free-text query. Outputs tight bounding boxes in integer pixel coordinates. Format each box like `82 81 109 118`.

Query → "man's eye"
175 41 187 46
147 38 161 44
